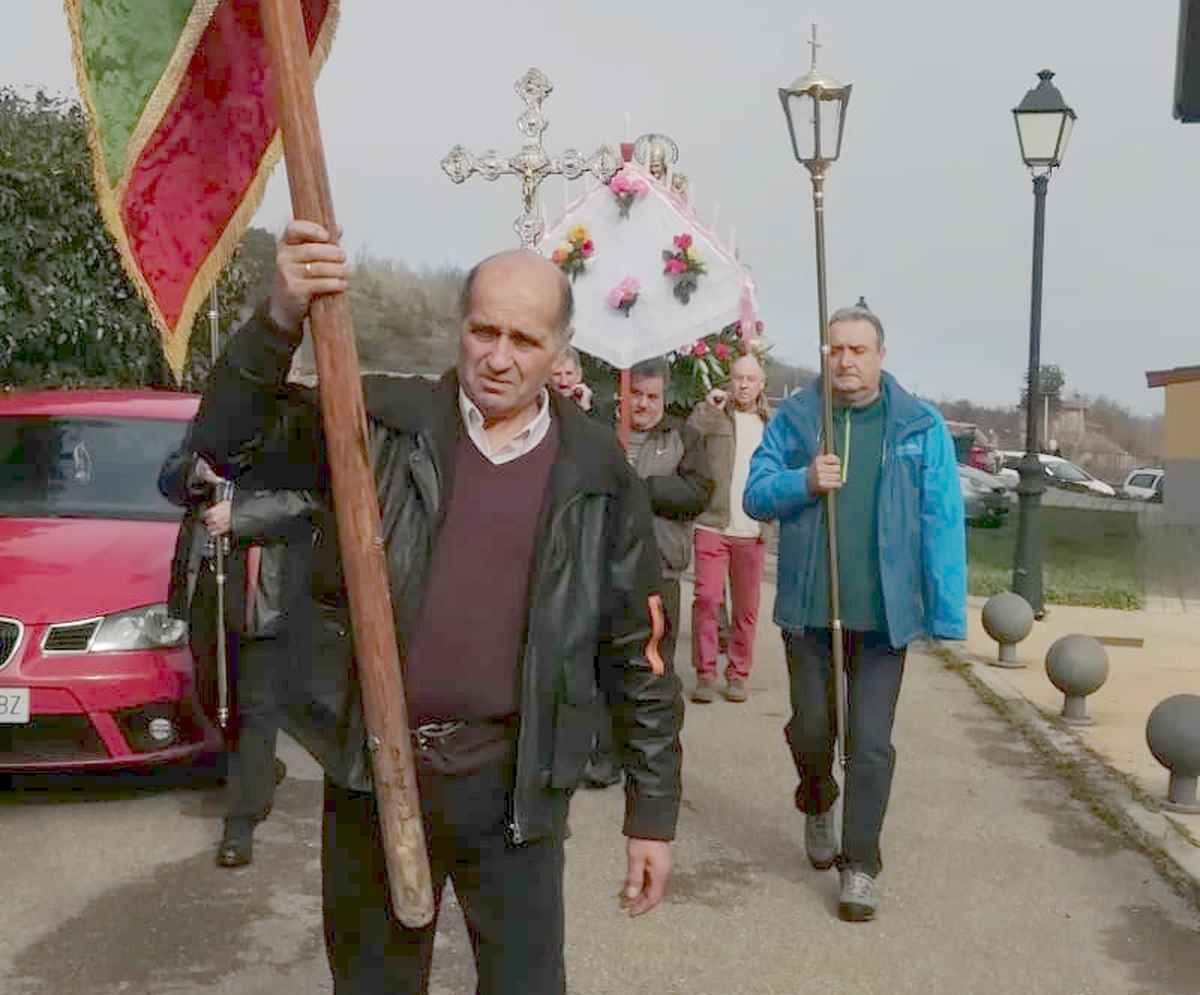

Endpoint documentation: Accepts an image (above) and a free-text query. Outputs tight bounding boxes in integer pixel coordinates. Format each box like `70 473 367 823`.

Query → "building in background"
1145 364 1200 524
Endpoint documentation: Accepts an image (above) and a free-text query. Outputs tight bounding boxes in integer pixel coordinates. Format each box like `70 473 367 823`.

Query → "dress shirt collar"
458 387 553 466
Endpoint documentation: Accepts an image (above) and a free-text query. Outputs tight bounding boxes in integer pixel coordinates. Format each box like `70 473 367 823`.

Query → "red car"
0 389 217 770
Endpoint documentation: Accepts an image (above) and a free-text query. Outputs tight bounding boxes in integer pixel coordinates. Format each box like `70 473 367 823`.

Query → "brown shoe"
691 678 718 703
724 677 749 702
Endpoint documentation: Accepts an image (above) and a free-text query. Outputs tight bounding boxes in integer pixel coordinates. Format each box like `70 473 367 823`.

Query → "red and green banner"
66 0 338 378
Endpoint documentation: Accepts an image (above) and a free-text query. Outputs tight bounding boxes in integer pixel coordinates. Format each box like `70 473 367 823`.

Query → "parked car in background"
0 389 215 771
959 464 1014 527
946 421 1002 474
1121 467 1164 502
997 451 1117 498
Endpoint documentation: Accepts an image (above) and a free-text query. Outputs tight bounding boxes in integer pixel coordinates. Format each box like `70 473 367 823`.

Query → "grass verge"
968 507 1142 610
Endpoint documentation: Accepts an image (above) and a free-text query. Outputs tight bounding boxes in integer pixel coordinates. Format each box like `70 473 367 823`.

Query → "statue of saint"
670 172 690 203
634 132 679 185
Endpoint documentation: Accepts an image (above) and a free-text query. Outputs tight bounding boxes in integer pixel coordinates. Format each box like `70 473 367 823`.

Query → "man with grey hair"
687 352 771 704
583 356 712 787
745 303 965 923
193 221 682 993
549 345 594 413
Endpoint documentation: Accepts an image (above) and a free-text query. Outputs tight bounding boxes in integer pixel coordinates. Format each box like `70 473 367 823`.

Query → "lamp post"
779 25 852 773
1011 70 1076 616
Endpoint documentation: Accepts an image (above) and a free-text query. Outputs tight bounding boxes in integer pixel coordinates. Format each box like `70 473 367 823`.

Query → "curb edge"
925 640 1200 912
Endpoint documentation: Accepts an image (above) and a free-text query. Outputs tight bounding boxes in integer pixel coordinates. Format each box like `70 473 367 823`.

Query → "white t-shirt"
724 410 764 538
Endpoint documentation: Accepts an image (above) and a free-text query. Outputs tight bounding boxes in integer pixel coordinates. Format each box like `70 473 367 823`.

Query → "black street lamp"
1011 70 1076 616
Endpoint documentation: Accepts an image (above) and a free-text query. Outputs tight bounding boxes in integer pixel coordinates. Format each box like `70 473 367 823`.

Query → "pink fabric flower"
631 179 649 195
714 343 731 361
665 257 687 276
693 340 709 357
610 174 629 193
678 342 694 356
608 275 641 311
582 240 594 257
673 233 693 250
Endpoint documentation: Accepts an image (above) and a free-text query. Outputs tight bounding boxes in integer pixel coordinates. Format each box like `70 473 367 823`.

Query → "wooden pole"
260 0 433 928
618 368 632 450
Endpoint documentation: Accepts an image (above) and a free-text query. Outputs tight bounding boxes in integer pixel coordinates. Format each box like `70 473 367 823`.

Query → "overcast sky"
8 1 1199 412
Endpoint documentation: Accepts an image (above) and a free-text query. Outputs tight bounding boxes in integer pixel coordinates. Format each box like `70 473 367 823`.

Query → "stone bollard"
1044 635 1109 725
981 592 1035 667
1146 694 1200 814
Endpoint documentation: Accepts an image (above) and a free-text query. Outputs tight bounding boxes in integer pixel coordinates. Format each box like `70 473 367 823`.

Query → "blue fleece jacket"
744 373 967 648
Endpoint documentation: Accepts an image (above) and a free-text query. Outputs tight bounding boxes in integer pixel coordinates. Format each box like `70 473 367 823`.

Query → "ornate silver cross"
441 68 621 247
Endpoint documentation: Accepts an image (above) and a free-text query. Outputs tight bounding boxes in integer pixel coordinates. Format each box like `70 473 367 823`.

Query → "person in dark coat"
161 371 326 867
191 220 682 995
582 358 712 789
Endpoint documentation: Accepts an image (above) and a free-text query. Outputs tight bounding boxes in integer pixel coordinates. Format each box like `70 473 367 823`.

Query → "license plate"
0 687 30 724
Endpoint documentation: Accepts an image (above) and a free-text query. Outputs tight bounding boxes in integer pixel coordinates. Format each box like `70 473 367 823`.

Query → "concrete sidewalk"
947 595 1200 900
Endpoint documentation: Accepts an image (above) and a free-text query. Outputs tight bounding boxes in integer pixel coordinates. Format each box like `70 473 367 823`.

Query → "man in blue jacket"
744 304 966 923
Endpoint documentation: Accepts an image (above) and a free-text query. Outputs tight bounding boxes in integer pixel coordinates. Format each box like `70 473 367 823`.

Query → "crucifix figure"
441 68 621 247
808 23 822 69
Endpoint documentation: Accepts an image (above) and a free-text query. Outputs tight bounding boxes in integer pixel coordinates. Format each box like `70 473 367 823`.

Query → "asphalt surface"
2 612 1199 994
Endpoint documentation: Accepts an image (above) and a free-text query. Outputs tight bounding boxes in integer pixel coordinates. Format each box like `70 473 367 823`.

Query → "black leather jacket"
196 312 684 843
160 389 324 640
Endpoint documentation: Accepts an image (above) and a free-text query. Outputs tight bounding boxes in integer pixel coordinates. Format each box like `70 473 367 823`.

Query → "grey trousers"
783 628 906 876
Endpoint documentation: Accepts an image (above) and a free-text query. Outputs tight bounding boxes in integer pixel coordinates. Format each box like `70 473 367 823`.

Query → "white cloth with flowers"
538 163 759 370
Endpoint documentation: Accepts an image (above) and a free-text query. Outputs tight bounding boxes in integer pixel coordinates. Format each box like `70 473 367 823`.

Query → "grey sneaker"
838 868 878 922
804 809 837 869
723 677 748 702
691 678 718 703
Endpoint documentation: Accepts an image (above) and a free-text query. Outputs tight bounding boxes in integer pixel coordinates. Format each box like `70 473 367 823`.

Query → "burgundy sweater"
403 422 559 724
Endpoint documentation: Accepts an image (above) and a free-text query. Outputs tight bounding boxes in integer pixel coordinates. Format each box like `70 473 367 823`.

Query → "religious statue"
634 132 680 186
670 172 690 203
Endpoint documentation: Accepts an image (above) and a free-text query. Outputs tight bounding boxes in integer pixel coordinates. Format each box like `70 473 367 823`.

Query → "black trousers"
321 760 565 995
783 628 906 876
225 636 282 823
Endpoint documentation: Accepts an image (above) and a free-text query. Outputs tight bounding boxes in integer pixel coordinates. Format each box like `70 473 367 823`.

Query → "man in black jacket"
192 220 682 995
582 358 711 788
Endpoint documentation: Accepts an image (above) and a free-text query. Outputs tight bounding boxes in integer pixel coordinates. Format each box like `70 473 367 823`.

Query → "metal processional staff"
778 26 854 782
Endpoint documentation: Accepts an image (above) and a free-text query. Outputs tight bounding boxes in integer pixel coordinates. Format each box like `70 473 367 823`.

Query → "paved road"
2 626 1198 994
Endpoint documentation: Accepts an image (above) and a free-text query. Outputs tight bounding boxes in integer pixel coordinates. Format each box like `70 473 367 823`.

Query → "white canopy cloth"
538 164 758 370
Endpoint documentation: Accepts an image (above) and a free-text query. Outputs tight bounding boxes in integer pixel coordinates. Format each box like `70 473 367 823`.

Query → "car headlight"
90 604 188 652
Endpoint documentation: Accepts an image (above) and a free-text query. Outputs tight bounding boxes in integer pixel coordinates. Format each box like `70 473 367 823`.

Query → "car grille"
0 619 21 670
0 715 108 762
42 619 101 653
